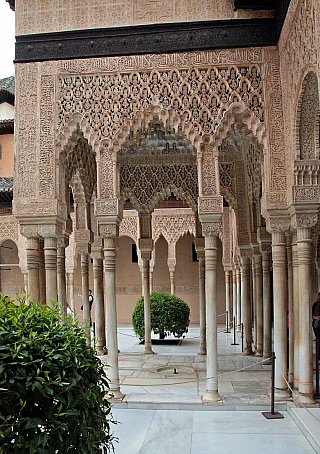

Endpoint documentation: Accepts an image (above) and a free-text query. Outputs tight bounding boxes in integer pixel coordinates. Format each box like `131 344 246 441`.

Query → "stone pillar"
202 235 220 403
232 267 237 327
297 227 315 404
271 230 290 399
139 238 154 354
38 239 46 304
251 258 257 351
81 253 90 343
241 255 253 355
236 266 241 329
103 236 122 398
26 237 40 302
292 231 300 389
286 234 294 387
195 240 206 355
23 272 28 294
57 237 68 318
225 269 232 327
93 252 105 355
149 256 154 294
167 258 176 295
68 270 75 313
254 254 263 356
262 249 272 359
44 237 58 306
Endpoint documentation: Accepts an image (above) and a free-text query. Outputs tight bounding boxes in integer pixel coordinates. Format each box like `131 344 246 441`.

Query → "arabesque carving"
152 208 196 244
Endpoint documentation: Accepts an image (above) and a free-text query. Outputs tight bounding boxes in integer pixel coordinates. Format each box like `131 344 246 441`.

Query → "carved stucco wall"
14 48 288 222
279 0 320 203
15 0 273 36
0 216 27 272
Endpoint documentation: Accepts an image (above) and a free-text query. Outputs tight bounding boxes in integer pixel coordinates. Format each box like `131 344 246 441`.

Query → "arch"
0 239 24 297
296 71 320 160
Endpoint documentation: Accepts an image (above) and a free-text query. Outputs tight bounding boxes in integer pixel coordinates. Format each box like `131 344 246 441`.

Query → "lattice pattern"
152 209 196 244
58 65 264 141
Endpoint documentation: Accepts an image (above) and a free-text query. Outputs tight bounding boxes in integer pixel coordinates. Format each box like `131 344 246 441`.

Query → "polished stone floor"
110 409 316 453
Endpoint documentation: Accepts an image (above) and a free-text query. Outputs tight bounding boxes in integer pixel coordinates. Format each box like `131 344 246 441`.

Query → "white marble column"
141 252 154 354
286 234 294 387
38 239 46 304
292 231 300 389
202 235 220 403
93 254 105 355
26 236 40 302
241 256 253 355
23 272 28 294
225 269 232 328
262 250 272 360
297 227 315 404
272 231 290 399
81 253 90 343
236 266 241 329
252 258 257 351
44 237 58 306
57 239 67 318
197 248 206 355
167 258 176 295
103 236 122 398
68 270 75 314
254 254 263 356
232 267 237 328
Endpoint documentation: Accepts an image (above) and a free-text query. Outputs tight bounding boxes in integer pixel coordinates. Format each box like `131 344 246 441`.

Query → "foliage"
132 291 190 339
0 296 117 454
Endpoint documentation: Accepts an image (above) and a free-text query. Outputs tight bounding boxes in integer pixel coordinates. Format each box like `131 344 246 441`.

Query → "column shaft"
44 237 57 306
272 231 290 398
262 251 272 359
241 257 253 355
81 253 90 342
286 235 294 387
236 267 241 328
198 256 206 355
225 270 232 328
254 255 263 356
232 268 237 327
57 246 67 318
103 237 122 398
26 237 40 302
252 259 257 351
68 271 75 313
38 240 46 303
292 233 300 388
203 236 220 402
93 256 105 355
142 257 154 354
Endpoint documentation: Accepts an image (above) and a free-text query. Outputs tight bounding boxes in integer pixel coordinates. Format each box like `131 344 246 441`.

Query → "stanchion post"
262 352 284 419
314 337 320 399
225 311 230 333
231 316 239 345
241 322 244 353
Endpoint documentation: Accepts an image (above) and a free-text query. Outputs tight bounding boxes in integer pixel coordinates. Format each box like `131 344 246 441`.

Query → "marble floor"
110 408 316 453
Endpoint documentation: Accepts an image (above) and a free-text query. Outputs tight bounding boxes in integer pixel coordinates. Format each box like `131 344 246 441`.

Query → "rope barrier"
276 359 320 424
115 356 272 387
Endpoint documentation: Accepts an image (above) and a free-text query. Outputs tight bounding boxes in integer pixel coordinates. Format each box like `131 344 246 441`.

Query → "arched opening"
0 239 24 298
153 235 170 293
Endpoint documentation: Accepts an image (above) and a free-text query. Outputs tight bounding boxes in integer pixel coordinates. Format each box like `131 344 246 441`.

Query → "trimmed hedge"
0 296 116 453
132 291 190 339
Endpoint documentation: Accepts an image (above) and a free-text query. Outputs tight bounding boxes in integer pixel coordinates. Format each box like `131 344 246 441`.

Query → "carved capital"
98 223 119 239
74 229 93 244
167 258 176 270
201 221 220 237
266 216 291 234
198 196 223 215
195 237 205 252
94 198 121 217
57 235 69 249
138 237 154 253
291 212 318 230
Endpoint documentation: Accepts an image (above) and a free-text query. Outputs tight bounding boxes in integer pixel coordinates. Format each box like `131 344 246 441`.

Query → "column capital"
20 223 63 239
266 215 291 234
98 221 120 239
290 211 318 230
94 197 122 218
167 258 176 270
138 237 153 261
195 237 205 252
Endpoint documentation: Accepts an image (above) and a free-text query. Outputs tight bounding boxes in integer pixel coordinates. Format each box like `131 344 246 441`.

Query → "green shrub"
132 291 190 339
0 296 116 453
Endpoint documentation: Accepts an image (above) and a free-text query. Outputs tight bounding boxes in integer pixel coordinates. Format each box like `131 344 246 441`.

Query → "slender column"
292 231 299 389
149 268 154 294
262 250 272 359
38 239 46 303
286 234 294 387
93 255 105 355
254 254 263 356
297 227 315 404
44 237 57 306
203 235 220 402
236 266 241 329
225 269 232 327
272 231 290 399
198 251 206 355
103 237 122 398
26 237 40 302
142 253 154 354
232 267 237 327
81 253 90 343
23 272 28 294
167 258 176 295
252 259 257 351
57 241 67 318
68 270 75 313
241 256 253 355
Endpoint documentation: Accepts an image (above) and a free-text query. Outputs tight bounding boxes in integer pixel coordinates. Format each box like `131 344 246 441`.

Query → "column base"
262 355 272 365
242 347 254 355
96 346 108 356
292 390 317 406
255 349 263 357
274 388 291 401
143 346 155 355
202 390 222 404
198 347 206 355
109 388 124 400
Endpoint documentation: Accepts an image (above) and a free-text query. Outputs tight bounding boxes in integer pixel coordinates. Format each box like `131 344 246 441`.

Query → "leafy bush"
0 296 116 453
132 291 190 339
